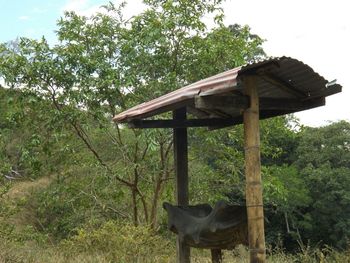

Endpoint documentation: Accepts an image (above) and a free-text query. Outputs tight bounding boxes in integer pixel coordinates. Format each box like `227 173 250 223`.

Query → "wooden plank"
258 73 307 98
128 117 243 129
208 97 325 130
308 84 342 98
195 94 326 112
208 109 233 119
187 107 210 118
243 76 266 263
195 95 250 111
128 97 325 129
259 97 324 110
173 108 190 263
121 99 194 123
323 83 342 96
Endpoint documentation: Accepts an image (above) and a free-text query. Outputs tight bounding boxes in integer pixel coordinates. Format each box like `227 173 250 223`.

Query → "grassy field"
1 179 349 263
1 240 350 263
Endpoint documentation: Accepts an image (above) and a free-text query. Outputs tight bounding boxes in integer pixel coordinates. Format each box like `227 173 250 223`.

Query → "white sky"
221 0 349 126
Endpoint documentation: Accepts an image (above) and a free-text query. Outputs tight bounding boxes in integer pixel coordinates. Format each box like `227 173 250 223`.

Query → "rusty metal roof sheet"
113 56 341 123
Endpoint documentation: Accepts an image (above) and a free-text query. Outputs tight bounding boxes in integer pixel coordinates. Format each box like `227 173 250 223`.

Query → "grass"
1 241 350 263
1 178 350 263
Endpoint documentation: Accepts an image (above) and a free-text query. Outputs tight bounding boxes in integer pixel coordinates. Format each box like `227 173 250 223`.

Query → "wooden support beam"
173 108 190 263
195 95 250 111
211 249 222 263
308 83 342 98
243 76 266 263
127 99 194 121
128 117 242 129
187 107 210 118
258 73 307 98
128 97 325 130
259 97 324 110
195 94 325 112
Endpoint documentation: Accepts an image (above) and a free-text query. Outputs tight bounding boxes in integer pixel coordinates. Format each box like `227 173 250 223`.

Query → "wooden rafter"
308 83 342 99
257 73 307 98
195 95 249 111
127 97 325 129
195 94 325 112
128 117 243 129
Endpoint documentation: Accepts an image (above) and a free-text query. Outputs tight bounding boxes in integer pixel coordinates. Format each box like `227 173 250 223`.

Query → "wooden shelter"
113 57 342 263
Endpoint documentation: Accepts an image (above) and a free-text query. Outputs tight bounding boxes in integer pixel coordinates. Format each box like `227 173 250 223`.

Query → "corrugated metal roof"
113 56 341 123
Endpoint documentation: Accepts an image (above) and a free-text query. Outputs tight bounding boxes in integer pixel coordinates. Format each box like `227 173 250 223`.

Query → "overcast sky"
0 0 348 127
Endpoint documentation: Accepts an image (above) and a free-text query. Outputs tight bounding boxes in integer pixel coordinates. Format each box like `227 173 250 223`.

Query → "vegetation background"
0 0 349 262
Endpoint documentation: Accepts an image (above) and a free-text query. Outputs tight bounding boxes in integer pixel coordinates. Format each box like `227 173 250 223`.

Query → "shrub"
61 220 175 262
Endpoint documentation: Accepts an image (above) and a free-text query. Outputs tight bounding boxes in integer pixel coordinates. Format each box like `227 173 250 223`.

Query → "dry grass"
1 239 350 263
1 176 53 235
4 176 52 200
2 238 350 263
1 178 350 263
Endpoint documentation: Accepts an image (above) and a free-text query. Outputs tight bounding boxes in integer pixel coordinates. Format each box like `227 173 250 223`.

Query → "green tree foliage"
293 121 350 249
0 87 79 180
259 121 350 250
296 121 350 169
0 0 265 234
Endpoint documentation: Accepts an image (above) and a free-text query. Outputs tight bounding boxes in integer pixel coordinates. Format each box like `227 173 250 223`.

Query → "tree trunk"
131 188 138 226
211 249 222 263
150 178 162 229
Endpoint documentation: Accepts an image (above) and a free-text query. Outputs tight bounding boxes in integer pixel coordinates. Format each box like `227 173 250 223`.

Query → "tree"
294 121 350 248
0 87 74 179
0 0 265 230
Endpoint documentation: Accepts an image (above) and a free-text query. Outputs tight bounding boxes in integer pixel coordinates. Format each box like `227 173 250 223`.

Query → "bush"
61 220 175 262
34 167 128 241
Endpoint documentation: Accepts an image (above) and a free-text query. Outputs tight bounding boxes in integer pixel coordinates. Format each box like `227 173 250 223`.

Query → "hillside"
1 86 350 262
1 1 349 261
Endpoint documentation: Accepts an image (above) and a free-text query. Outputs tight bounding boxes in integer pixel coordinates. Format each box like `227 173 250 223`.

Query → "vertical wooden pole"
243 76 266 263
173 108 190 263
211 249 222 263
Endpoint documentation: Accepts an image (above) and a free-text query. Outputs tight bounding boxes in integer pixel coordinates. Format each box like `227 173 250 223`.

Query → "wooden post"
211 249 222 263
173 108 190 263
243 76 266 263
